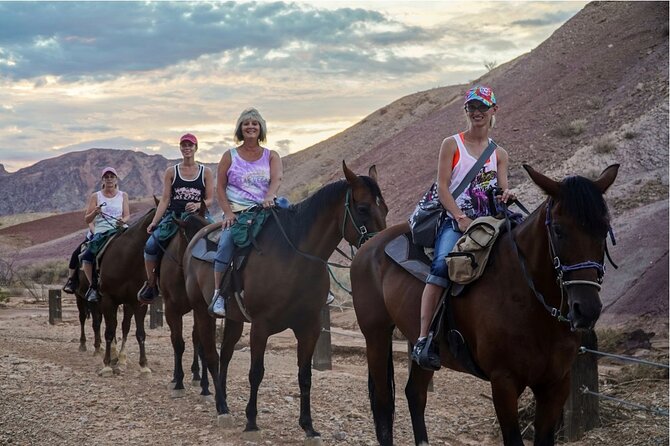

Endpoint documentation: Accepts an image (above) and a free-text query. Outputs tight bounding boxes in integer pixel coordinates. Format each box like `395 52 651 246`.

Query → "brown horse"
97 208 156 377
184 162 388 443
350 164 619 446
159 207 212 398
73 271 132 359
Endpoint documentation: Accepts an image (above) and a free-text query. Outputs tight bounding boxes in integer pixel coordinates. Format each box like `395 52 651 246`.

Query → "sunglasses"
102 174 116 179
465 102 491 113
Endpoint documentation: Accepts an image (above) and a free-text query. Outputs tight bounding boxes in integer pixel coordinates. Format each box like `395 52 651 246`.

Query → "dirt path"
0 296 666 446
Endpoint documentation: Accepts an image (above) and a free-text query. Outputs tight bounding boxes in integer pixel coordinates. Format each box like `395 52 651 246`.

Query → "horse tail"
367 339 395 446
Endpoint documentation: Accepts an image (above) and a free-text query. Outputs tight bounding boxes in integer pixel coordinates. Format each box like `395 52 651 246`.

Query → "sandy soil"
0 294 667 446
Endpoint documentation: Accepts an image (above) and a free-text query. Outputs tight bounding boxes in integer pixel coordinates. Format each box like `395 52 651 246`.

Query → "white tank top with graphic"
447 133 499 219
93 190 124 234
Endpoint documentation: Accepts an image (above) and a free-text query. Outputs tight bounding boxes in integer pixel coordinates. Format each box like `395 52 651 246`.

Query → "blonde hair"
234 107 267 143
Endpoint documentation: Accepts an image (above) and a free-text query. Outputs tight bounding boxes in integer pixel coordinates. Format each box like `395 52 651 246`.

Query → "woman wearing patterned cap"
138 133 214 303
209 107 283 317
411 85 516 370
78 167 131 302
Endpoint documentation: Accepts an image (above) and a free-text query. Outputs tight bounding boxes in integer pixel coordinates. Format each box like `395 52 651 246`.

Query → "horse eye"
356 204 371 215
553 225 564 239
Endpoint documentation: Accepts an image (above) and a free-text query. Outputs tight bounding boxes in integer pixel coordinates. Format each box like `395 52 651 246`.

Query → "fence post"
149 295 163 329
48 289 62 325
563 329 599 441
313 305 332 370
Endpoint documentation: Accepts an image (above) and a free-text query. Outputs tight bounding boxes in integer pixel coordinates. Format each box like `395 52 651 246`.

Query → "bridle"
506 198 617 326
341 187 378 249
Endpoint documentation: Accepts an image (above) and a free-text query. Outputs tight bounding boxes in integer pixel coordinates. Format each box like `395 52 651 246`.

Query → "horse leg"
218 318 243 403
405 362 435 446
77 298 87 352
294 323 322 442
532 378 570 446
364 327 396 446
244 324 270 435
134 303 151 376
117 304 133 366
490 374 524 446
191 324 202 385
193 309 226 415
165 301 186 397
91 302 103 355
101 305 118 377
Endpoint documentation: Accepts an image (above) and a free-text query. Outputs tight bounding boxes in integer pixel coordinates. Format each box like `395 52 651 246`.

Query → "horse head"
342 161 388 247
524 163 619 330
175 202 211 242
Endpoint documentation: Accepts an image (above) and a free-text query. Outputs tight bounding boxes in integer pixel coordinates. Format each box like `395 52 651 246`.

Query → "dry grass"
554 119 588 137
593 135 617 154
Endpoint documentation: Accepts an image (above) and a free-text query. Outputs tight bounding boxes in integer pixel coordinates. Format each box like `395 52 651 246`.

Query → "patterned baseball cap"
464 85 496 107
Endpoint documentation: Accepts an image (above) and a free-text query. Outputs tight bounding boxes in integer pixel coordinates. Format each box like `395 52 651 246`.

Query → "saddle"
384 231 486 380
191 226 253 321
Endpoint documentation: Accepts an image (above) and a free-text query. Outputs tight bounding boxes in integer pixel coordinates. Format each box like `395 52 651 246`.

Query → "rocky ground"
0 294 667 446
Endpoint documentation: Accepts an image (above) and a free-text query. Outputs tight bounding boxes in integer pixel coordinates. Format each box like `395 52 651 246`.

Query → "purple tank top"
226 148 271 210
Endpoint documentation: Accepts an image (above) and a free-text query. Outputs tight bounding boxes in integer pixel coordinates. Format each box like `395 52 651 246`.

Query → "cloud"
511 10 576 27
0 1 442 81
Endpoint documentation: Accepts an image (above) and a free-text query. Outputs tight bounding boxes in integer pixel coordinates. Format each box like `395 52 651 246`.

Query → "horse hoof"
117 353 127 366
191 379 201 387
99 367 114 377
304 436 323 446
78 344 87 353
139 367 152 378
166 381 176 390
93 349 103 357
171 388 186 399
242 429 261 441
217 414 234 429
200 394 215 404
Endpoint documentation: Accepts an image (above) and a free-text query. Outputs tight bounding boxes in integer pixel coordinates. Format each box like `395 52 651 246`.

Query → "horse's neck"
296 189 347 260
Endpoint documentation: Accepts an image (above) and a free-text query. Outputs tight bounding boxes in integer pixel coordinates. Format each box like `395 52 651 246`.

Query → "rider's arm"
148 167 174 232
84 193 100 225
436 137 469 229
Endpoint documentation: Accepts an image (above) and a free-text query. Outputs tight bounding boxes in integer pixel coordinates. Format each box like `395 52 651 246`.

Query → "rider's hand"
185 202 200 213
261 195 276 209
222 214 236 229
500 188 516 203
147 222 156 234
456 216 472 232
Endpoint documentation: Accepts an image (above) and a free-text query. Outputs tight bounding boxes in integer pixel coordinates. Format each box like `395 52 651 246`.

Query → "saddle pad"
192 226 220 263
384 233 431 283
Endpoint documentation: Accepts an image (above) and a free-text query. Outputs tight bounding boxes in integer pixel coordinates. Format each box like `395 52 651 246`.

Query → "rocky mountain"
0 149 217 216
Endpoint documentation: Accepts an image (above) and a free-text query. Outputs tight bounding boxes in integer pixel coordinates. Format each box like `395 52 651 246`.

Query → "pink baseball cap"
180 133 198 145
101 166 117 177
464 85 496 107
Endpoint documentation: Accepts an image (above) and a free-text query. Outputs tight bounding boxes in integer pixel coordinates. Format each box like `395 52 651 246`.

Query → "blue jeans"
426 218 463 288
214 228 234 273
143 214 173 261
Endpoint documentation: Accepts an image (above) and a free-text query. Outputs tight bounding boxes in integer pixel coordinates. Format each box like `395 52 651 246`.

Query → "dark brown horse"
350 164 619 446
159 207 212 398
184 162 388 443
73 272 132 360
97 208 156 377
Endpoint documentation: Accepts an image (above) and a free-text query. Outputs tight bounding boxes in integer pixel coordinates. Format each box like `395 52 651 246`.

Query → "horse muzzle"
566 284 603 330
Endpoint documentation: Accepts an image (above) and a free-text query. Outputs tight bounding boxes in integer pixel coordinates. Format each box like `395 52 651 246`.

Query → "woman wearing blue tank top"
138 133 214 303
411 86 516 370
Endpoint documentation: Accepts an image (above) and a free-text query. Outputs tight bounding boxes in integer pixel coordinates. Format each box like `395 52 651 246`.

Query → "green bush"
24 261 69 285
0 289 9 303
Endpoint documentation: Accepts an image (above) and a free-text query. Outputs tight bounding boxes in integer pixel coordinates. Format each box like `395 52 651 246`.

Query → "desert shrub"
24 261 69 285
0 289 9 303
585 97 604 109
622 130 637 139
593 135 617 154
553 119 587 137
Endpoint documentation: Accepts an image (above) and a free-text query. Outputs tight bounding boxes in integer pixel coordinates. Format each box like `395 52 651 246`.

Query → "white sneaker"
208 291 226 318
326 291 335 306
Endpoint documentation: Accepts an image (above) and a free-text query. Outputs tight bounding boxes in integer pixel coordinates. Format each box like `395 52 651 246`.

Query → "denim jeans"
426 218 463 288
214 228 234 273
143 214 173 261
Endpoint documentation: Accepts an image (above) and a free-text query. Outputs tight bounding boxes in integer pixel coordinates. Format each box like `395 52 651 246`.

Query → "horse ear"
368 165 379 182
523 164 560 197
343 160 360 185
593 164 619 194
153 195 160 206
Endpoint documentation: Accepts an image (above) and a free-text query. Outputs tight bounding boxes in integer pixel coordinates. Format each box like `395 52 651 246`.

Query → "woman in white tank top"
411 86 516 370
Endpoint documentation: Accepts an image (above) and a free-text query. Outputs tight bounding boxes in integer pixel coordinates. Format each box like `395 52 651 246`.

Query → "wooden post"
562 330 599 441
313 305 332 370
48 289 62 325
149 295 163 329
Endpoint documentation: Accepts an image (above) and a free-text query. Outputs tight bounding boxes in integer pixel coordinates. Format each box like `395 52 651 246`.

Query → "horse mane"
266 175 382 245
558 176 610 237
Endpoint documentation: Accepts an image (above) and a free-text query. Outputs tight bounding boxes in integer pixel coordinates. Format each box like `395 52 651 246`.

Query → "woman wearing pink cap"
411 85 516 370
138 133 214 303
76 167 131 302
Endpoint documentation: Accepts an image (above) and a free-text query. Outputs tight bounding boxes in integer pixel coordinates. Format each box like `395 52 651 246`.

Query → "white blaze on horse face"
375 196 381 207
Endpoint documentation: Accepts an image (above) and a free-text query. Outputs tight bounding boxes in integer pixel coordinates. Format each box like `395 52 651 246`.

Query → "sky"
0 1 587 172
